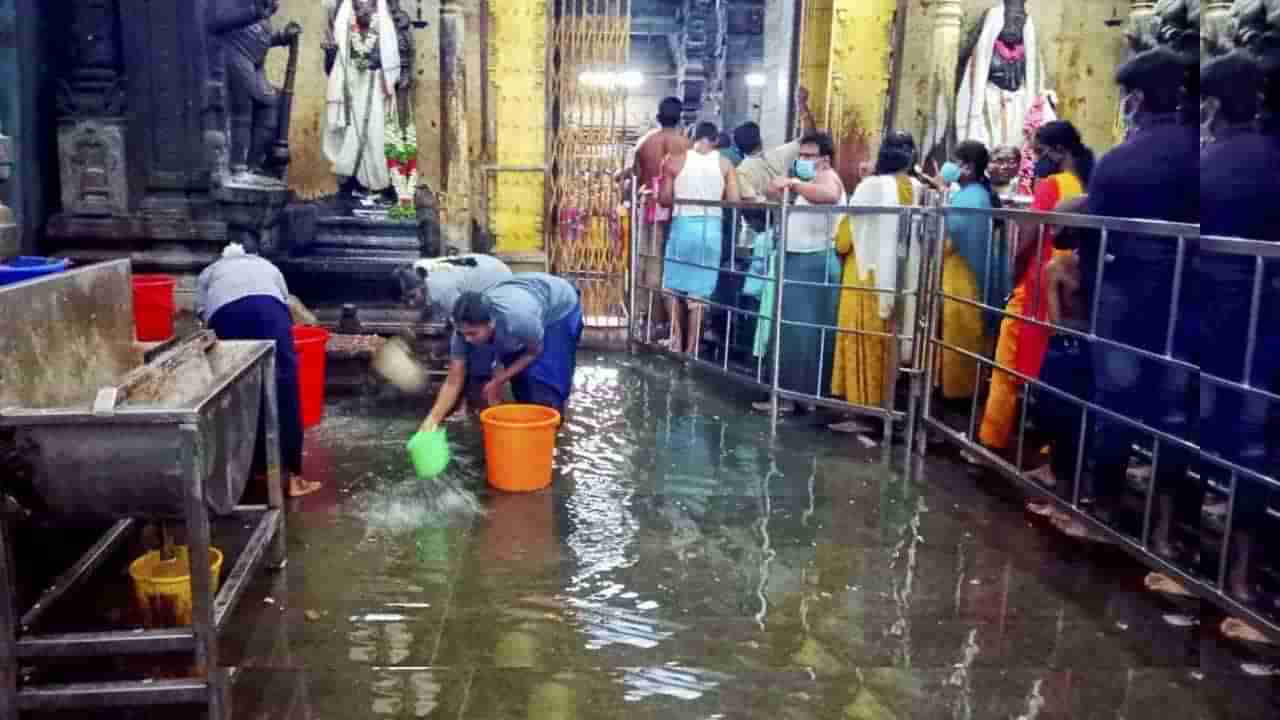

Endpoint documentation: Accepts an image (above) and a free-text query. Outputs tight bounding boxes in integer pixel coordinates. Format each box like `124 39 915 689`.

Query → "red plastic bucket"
131 275 177 342
292 325 330 429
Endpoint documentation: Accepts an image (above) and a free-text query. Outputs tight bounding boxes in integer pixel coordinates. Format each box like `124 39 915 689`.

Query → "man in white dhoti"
930 0 1053 160
323 0 401 201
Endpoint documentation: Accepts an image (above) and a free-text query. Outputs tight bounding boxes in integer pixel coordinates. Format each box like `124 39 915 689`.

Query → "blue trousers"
1090 258 1196 524
209 296 304 476
500 303 584 413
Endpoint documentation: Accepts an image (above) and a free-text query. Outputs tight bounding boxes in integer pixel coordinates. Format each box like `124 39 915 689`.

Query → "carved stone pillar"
923 0 964 160
57 0 130 218
1202 1 1236 58
1126 1 1160 54
440 0 471 253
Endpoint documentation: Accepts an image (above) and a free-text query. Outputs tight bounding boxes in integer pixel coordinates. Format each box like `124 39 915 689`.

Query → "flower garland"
385 101 418 205
348 20 379 73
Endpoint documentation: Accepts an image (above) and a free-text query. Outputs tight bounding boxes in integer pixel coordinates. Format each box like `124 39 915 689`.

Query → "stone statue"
949 0 1052 150
322 0 412 204
210 0 301 179
927 0 1052 193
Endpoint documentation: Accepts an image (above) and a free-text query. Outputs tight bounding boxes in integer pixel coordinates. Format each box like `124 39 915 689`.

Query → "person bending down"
419 273 584 433
198 243 321 498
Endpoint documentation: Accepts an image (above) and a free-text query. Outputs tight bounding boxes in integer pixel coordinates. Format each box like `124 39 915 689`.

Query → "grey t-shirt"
449 273 580 359
196 255 290 322
416 254 513 321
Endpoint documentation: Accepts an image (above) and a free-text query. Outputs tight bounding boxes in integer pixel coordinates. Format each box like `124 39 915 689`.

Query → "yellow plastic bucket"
128 546 224 627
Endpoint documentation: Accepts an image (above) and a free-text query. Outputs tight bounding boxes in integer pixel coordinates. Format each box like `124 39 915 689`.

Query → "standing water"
154 355 1266 718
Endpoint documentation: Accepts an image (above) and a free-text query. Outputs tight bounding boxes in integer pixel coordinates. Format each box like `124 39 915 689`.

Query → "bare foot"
1144 572 1193 598
1026 499 1057 517
1024 464 1057 488
289 476 323 498
1050 513 1111 543
1221 617 1276 646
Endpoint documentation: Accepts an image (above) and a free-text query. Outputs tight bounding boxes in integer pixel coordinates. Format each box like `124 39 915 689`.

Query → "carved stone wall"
57 119 128 217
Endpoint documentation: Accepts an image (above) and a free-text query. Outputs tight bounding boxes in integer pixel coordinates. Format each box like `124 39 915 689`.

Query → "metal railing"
624 188 1280 643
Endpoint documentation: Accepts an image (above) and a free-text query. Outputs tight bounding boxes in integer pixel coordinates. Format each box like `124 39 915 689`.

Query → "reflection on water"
203 354 1261 719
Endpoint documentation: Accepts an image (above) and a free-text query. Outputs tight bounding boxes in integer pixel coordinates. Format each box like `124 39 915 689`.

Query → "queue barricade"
623 189 1280 644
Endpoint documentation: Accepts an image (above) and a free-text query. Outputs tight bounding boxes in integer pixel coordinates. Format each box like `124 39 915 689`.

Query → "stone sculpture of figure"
212 0 302 178
937 0 1052 156
322 0 405 203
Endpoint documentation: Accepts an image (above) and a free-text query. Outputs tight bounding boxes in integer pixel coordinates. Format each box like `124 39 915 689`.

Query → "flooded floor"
185 355 1272 717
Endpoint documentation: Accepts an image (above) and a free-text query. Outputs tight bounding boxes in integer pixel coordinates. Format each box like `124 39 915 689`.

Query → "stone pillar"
797 0 835 130
829 0 897 190
923 0 964 161
1203 1 1236 57
487 0 547 254
440 0 471 253
1127 1 1159 53
759 0 799 147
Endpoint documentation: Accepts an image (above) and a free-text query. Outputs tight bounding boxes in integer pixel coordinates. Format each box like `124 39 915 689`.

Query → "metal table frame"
0 343 288 718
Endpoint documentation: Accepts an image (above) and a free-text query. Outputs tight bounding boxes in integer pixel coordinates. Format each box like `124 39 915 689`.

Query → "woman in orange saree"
978 121 1094 453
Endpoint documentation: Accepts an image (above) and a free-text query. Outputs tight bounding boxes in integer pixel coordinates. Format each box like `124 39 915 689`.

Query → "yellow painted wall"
486 0 547 253
892 0 1128 153
828 0 898 188
267 0 446 201
798 0 836 128
796 0 897 188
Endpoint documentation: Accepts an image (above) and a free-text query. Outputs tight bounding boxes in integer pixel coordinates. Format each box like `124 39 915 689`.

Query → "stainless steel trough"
2 337 270 519
0 260 288 719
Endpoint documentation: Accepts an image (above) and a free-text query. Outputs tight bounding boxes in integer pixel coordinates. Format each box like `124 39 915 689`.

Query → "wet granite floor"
86 354 1279 718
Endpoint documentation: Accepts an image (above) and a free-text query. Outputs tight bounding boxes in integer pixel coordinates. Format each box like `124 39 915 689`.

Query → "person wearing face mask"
977 121 1092 457
750 131 846 415
936 141 1005 402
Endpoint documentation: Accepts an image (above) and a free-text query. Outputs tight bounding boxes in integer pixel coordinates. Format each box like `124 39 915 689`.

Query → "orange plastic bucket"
479 404 561 492
292 325 330 428
132 274 177 341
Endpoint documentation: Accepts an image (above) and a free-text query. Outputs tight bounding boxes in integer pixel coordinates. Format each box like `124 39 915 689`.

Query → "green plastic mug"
406 428 450 478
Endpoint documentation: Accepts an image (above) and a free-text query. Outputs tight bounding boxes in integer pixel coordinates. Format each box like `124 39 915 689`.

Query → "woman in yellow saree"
830 133 921 432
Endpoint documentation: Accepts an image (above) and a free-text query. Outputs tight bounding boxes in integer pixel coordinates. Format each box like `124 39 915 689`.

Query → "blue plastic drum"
0 256 70 287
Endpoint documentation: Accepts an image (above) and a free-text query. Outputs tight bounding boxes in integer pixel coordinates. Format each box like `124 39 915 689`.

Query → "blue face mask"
940 161 963 185
793 159 818 181
1034 155 1059 179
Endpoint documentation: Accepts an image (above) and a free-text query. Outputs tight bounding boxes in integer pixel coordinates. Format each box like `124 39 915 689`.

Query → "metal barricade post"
769 190 791 437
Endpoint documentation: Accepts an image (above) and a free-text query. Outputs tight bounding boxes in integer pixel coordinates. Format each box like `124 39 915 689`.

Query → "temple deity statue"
322 0 405 203
211 0 302 179
930 0 1052 181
